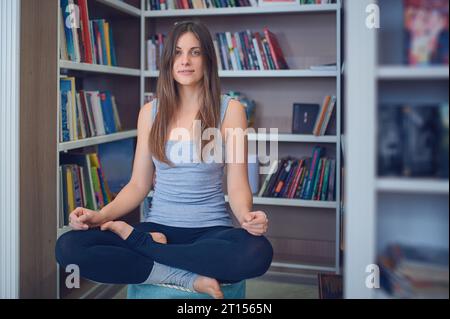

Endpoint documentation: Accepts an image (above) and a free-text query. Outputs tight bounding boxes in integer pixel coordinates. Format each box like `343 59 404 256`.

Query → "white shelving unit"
56 0 142 299
344 0 449 298
143 1 343 275
55 1 344 295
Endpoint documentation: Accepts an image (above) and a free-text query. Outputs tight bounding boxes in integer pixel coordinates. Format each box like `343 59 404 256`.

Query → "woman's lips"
178 70 194 75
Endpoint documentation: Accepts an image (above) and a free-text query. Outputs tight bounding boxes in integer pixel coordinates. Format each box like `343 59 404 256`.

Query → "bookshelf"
20 0 343 298
344 0 449 298
143 1 343 275
20 0 142 298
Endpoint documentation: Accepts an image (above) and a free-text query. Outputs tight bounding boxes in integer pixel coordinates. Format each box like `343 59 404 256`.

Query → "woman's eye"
192 51 201 56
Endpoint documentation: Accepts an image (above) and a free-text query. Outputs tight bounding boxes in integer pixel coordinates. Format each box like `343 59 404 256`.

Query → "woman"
55 20 273 299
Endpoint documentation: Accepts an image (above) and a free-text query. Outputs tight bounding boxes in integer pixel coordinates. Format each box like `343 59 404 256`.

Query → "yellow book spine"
66 166 75 213
104 22 112 66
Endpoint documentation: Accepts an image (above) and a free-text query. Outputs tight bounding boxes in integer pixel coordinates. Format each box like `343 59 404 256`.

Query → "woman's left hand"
241 211 269 236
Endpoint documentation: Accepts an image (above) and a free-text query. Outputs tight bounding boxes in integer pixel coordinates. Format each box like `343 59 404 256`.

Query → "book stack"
60 0 118 66
60 77 123 142
258 146 336 201
378 243 449 299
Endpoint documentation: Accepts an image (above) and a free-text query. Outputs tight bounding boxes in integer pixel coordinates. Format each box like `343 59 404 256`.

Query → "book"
292 103 320 134
404 0 449 65
401 105 440 177
378 105 403 176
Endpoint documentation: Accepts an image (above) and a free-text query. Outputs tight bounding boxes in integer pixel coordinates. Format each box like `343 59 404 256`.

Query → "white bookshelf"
344 0 449 299
58 129 137 152
59 60 141 76
248 132 337 143
376 178 450 195
143 1 343 275
377 66 449 80
53 0 344 292
225 195 337 209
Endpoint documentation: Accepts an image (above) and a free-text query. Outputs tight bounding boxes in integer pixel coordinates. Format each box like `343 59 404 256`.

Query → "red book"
78 0 93 64
254 32 269 70
263 27 289 69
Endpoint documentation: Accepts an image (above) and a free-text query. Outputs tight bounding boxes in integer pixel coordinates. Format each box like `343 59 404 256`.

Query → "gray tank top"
145 94 234 228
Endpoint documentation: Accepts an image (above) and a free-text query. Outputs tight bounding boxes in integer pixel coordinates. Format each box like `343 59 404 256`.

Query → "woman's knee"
237 232 273 276
55 231 84 266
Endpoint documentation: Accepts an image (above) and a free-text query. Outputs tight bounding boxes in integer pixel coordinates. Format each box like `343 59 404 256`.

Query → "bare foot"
150 232 167 244
193 276 224 299
101 221 167 244
101 221 133 240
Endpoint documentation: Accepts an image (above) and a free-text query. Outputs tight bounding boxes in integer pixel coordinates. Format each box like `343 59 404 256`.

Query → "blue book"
99 91 117 134
97 139 135 195
60 0 75 61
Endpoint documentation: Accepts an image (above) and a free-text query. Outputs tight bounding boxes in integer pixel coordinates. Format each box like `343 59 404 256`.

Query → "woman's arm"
223 99 268 236
98 102 156 223
223 99 253 225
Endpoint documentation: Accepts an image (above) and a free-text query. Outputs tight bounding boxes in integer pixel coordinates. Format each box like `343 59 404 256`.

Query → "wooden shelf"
60 60 141 76
95 0 141 16
377 178 449 195
225 195 337 209
144 4 339 17
144 69 338 78
248 133 337 143
58 130 137 152
377 66 449 80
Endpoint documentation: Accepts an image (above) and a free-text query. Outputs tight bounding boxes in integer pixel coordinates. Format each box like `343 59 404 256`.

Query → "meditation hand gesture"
241 211 269 236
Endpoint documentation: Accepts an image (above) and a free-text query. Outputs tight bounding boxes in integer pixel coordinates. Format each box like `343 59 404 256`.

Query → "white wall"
0 0 20 299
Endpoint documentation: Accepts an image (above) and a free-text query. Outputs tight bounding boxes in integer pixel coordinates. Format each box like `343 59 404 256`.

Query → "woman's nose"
181 54 190 65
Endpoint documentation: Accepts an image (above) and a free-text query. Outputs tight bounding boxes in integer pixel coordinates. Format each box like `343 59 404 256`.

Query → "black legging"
55 222 273 284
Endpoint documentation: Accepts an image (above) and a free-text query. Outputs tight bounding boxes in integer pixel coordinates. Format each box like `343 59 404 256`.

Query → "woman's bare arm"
223 99 253 225
99 102 156 222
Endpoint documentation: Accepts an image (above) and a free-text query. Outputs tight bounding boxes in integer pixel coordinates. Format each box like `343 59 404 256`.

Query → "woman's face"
172 32 205 87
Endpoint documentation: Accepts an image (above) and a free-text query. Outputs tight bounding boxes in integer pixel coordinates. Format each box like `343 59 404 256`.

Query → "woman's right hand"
69 207 107 231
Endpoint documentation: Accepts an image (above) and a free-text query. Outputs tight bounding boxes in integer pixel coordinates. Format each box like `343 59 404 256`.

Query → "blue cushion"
127 281 246 299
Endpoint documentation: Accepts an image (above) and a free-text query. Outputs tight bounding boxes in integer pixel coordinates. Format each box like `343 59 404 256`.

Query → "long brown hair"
149 20 222 166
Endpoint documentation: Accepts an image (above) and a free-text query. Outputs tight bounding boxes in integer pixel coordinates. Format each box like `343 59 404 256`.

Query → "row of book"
378 103 449 178
146 0 335 10
146 27 288 71
258 146 336 201
146 0 257 10
378 243 449 299
215 28 288 71
60 77 123 142
60 0 118 66
59 152 113 227
292 95 336 136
